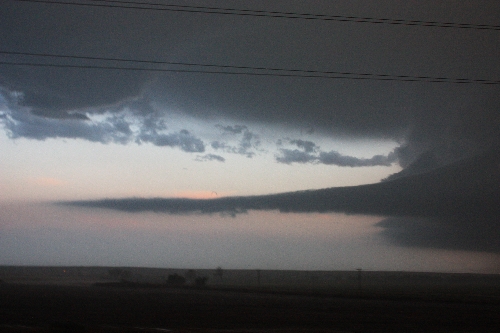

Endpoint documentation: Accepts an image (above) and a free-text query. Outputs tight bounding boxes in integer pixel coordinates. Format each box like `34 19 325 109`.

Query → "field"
0 266 499 332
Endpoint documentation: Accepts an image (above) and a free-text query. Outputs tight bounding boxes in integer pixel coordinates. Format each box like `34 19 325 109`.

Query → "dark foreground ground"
1 283 499 333
1 267 499 332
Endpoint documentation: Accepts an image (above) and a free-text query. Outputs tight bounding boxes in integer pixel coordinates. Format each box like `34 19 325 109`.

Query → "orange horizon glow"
32 177 67 187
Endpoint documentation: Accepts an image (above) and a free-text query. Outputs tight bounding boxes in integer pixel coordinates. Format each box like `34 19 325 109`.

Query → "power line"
1 51 499 85
3 50 499 84
12 0 500 31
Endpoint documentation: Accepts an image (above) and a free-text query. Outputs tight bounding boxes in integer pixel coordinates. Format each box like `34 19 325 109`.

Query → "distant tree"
167 273 186 286
195 276 209 287
185 269 197 284
215 266 224 282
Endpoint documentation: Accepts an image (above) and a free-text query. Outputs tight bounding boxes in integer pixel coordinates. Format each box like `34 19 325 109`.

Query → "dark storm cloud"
382 151 439 181
1 106 206 153
1 0 499 189
0 56 147 120
392 89 500 168
376 216 500 253
1 0 498 165
3 108 133 144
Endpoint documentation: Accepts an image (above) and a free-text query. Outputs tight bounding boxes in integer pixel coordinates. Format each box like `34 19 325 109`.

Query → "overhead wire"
1 51 499 85
4 2 499 85
11 0 500 31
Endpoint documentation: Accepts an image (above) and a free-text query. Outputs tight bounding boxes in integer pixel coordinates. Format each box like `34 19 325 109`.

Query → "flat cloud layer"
62 150 500 252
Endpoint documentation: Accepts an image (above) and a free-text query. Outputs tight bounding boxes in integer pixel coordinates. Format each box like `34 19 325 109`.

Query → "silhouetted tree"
185 269 197 284
167 273 186 286
195 276 209 287
215 266 224 282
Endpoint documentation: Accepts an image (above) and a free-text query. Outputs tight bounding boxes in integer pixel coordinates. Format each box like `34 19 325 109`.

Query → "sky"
0 0 499 273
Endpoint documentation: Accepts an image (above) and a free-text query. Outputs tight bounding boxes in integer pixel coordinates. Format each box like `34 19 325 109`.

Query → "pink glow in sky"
1 202 499 273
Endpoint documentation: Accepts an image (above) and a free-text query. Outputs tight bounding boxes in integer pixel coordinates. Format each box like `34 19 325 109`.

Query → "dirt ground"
0 267 499 332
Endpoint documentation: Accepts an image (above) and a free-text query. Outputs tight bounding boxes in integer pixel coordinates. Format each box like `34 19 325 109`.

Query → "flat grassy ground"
0 267 499 332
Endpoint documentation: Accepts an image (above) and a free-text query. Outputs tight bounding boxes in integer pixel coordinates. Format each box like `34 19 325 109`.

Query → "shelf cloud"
62 150 500 252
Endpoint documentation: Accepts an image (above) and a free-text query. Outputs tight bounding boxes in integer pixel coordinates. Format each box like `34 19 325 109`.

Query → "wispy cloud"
215 124 248 135
2 109 133 144
211 124 260 158
276 138 396 167
196 154 225 162
138 129 205 153
276 149 317 164
290 139 317 153
2 108 206 153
